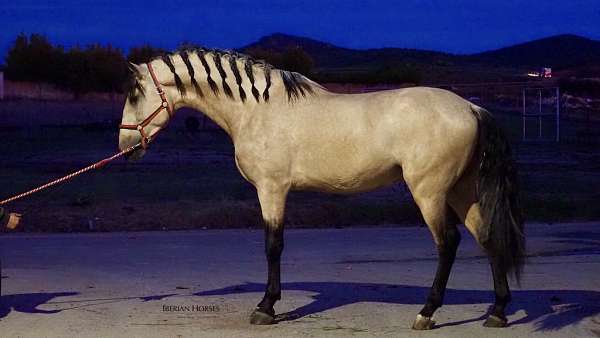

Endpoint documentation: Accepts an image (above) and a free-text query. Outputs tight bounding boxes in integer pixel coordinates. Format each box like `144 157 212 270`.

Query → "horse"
118 48 525 330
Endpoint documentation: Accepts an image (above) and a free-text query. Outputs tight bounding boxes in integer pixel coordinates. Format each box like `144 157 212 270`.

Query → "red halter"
119 62 174 149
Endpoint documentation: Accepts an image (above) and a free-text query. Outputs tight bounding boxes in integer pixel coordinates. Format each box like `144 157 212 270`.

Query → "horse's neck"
173 91 250 138
152 51 322 139
154 59 264 138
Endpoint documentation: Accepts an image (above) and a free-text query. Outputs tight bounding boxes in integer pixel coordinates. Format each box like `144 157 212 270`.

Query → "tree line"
2 34 167 97
2 33 420 97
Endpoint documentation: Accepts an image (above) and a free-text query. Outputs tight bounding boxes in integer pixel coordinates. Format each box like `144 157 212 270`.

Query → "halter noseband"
119 62 173 149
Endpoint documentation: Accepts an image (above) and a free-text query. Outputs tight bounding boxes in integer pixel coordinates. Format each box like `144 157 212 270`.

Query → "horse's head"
119 62 173 161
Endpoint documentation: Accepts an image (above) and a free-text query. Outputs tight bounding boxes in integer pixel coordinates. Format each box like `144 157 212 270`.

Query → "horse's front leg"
249 181 289 325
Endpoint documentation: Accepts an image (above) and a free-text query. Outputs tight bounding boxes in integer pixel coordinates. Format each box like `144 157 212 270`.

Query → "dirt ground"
1 222 599 337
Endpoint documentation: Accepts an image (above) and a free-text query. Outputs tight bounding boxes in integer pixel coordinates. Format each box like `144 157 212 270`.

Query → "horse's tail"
471 105 525 282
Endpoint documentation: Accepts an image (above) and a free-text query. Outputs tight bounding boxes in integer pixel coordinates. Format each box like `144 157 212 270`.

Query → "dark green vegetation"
2 34 164 97
3 33 600 96
0 101 598 233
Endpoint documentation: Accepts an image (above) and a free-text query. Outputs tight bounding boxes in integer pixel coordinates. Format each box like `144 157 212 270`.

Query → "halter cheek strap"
119 62 174 149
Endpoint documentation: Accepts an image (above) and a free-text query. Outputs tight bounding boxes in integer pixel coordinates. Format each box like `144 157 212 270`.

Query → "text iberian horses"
118 48 525 330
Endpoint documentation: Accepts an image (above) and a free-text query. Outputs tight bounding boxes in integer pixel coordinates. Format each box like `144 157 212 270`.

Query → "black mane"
126 47 315 104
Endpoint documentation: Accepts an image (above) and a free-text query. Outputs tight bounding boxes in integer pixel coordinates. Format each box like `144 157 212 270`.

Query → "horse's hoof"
412 314 435 330
249 309 276 325
483 315 508 328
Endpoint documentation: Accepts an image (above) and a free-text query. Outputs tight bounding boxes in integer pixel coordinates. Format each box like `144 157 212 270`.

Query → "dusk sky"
1 0 599 59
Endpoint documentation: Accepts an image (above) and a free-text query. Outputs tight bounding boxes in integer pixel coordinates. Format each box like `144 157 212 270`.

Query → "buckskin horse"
118 48 525 330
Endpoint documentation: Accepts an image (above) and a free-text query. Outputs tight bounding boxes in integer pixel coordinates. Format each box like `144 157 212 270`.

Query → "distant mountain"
469 34 600 68
241 33 600 81
242 33 456 70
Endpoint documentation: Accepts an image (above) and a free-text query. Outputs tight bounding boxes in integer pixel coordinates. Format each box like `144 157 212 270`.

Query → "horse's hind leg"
249 180 289 325
484 252 511 327
411 194 461 330
448 180 510 327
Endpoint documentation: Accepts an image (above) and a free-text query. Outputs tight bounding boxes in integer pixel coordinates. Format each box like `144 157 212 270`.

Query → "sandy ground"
0 223 599 338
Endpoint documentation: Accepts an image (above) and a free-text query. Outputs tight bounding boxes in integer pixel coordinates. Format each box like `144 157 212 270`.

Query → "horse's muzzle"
123 147 146 162
119 134 146 161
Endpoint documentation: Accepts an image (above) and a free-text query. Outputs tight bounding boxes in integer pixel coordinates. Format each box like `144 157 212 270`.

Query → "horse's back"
331 86 478 159
283 87 478 193
318 86 477 130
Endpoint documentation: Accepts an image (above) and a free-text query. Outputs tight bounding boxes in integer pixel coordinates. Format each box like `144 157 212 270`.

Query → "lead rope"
0 143 142 206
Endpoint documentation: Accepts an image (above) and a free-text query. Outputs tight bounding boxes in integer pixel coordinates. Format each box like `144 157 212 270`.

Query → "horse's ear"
128 62 145 77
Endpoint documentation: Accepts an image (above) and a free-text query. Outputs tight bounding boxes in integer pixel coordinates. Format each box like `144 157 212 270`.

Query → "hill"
469 34 600 69
243 33 457 70
242 33 600 83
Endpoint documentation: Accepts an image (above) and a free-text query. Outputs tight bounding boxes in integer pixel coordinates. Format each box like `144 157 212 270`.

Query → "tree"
245 46 284 67
245 46 314 76
86 44 128 93
4 33 31 80
128 44 166 65
372 63 422 85
282 47 314 76
4 34 131 95
63 47 92 97
5 33 60 83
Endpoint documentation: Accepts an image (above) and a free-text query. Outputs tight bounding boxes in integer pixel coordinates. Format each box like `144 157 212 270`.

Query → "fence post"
538 89 542 138
0 72 4 100
522 88 526 141
556 87 560 142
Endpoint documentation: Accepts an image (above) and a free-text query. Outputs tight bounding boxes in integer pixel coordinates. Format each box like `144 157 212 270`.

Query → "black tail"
472 106 525 282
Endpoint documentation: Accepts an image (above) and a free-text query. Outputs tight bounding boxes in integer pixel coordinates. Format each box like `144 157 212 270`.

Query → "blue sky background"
1 0 599 58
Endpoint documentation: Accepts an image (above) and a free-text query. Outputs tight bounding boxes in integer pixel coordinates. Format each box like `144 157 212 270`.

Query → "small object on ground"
1 207 21 230
6 213 21 230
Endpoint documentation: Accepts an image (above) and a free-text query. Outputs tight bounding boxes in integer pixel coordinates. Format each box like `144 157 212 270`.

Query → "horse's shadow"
0 292 79 319
0 292 178 319
194 282 600 330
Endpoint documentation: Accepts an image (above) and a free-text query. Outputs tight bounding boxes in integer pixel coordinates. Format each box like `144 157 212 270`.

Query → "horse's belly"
291 159 403 194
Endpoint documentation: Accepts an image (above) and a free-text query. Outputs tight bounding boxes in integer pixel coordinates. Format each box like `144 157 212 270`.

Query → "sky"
1 0 599 59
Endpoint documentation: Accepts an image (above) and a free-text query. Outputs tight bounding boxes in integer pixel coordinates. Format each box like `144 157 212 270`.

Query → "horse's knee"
256 181 288 261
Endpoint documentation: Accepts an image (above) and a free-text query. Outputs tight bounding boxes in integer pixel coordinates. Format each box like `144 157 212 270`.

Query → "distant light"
542 67 552 78
527 68 552 78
